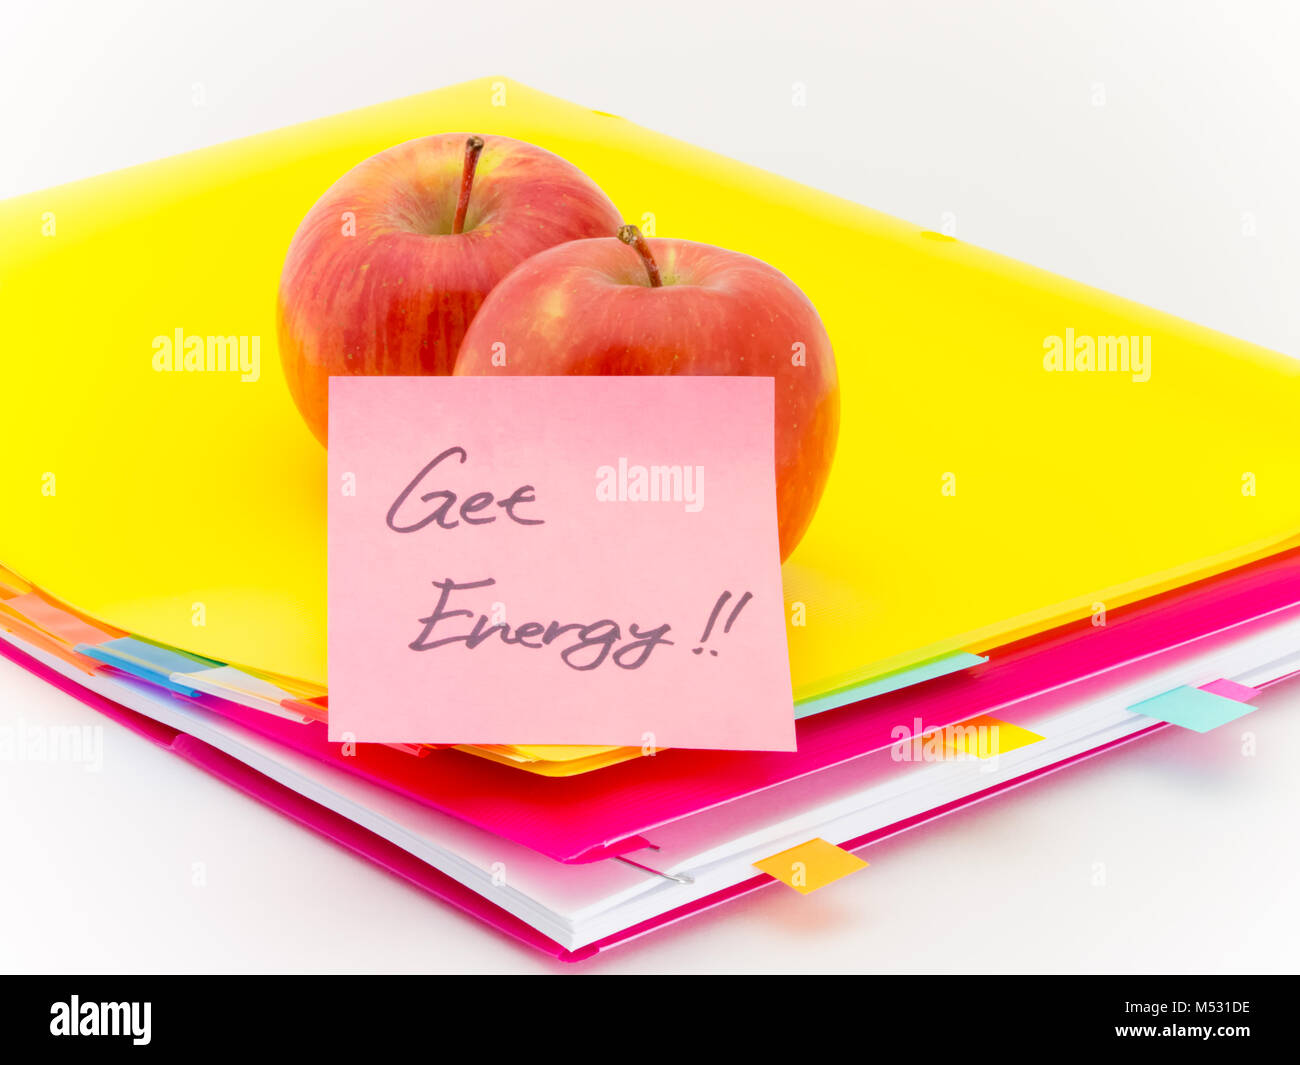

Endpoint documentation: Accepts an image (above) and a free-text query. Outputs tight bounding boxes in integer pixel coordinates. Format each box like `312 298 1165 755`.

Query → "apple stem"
617 224 663 287
452 135 485 235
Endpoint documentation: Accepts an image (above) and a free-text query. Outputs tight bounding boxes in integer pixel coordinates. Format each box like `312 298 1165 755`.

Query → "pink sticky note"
327 376 795 751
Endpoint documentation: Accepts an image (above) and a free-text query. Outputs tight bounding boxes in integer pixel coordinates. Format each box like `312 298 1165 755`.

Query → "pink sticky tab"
1198 678 1259 703
327 376 795 751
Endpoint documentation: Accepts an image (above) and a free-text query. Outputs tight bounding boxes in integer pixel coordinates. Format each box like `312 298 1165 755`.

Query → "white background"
1 0 1298 973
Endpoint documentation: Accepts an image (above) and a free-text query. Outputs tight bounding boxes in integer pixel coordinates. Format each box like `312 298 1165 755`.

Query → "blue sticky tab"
795 651 988 720
74 636 221 697
1128 685 1258 733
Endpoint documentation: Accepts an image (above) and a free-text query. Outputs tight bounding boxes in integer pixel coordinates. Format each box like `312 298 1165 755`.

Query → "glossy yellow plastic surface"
2 77 1298 698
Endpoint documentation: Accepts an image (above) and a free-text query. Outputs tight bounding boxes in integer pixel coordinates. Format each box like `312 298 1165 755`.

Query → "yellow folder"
2 76 1297 704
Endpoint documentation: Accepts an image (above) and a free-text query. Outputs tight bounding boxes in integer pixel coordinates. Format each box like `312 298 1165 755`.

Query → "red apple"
454 227 840 560
277 133 623 443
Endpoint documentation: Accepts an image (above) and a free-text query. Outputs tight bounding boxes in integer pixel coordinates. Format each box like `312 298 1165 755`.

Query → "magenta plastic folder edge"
47 543 1296 865
0 629 1170 961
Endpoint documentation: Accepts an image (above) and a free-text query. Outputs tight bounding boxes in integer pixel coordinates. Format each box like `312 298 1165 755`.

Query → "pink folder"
0 628 1170 961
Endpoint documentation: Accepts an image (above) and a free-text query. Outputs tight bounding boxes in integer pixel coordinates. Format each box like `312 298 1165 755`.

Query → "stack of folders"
2 78 1297 959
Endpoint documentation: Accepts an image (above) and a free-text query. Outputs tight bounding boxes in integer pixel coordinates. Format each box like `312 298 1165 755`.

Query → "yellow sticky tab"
454 744 644 776
754 838 868 894
945 714 1044 758
0 565 32 598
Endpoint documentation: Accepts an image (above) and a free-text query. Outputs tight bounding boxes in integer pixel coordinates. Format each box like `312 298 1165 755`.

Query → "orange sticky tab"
753 838 868 894
281 695 329 723
945 714 1043 758
2 592 119 647
0 613 104 675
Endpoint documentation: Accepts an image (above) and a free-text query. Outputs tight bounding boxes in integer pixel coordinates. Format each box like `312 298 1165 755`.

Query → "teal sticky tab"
1128 685 1258 733
794 651 988 720
73 636 222 697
